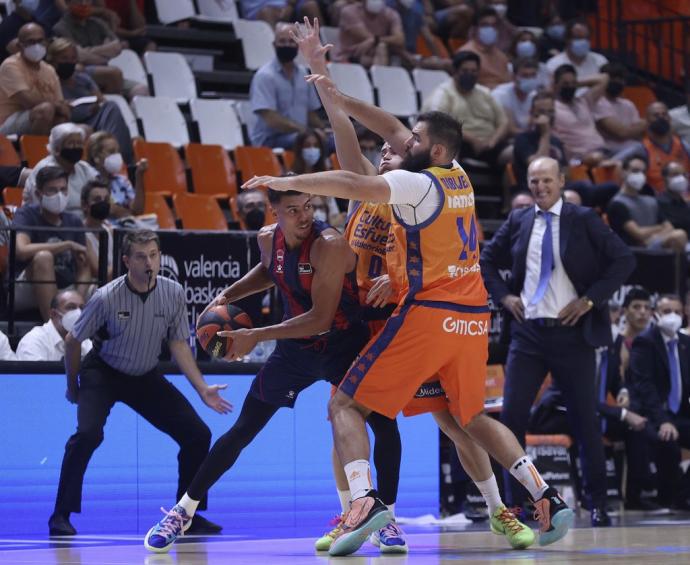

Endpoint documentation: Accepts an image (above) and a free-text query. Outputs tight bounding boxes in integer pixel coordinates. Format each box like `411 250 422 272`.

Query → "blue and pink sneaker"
369 521 408 554
144 505 192 553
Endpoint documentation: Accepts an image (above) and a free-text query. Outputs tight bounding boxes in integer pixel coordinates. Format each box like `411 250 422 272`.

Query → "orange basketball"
196 303 253 359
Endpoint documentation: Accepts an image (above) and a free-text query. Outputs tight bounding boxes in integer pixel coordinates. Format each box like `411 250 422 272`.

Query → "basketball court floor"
2 514 689 564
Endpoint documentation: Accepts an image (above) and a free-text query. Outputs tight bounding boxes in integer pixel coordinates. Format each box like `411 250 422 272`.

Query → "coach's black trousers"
54 352 211 514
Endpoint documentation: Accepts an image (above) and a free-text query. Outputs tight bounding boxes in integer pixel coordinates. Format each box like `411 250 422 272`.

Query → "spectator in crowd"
491 57 539 135
629 294 690 509
289 129 328 174
81 178 113 282
249 22 325 148
53 0 148 97
23 122 99 217
16 288 92 360
0 328 16 360
484 0 516 52
510 190 534 210
563 188 582 205
657 161 690 238
235 188 268 230
481 156 635 526
386 0 426 54
0 0 43 62
46 37 134 164
670 82 690 145
552 63 608 164
537 12 566 61
458 7 511 90
11 166 90 321
545 19 608 81
310 193 345 229
240 0 323 27
607 156 688 252
508 29 549 86
423 51 509 168
94 0 154 54
336 0 405 67
0 22 70 135
593 62 646 153
85 131 144 219
428 0 474 42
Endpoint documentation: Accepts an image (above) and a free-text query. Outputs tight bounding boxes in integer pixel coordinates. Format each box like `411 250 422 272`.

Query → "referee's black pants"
54 352 212 515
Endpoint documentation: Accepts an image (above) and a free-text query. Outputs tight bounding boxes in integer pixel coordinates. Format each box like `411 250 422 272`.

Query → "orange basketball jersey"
386 162 488 306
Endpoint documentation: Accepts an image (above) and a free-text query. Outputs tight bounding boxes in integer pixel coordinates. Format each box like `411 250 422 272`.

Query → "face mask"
559 85 576 103
606 80 625 98
516 40 536 59
478 26 498 46
366 0 385 13
547 24 565 40
668 174 689 194
649 117 671 136
657 312 682 336
104 152 123 174
41 191 68 214
275 45 297 63
244 208 265 230
60 146 82 164
69 4 93 19
569 38 590 58
23 43 46 63
313 209 328 223
61 308 82 333
456 72 477 91
517 76 539 95
56 62 76 80
19 0 40 13
89 199 110 220
301 147 321 167
492 3 507 18
626 171 646 191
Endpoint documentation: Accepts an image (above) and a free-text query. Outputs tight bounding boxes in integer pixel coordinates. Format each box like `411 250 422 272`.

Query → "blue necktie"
598 350 609 434
529 211 554 306
667 339 681 413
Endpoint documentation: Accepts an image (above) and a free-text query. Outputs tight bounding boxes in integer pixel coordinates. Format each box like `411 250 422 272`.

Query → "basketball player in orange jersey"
244 74 574 563
292 18 533 553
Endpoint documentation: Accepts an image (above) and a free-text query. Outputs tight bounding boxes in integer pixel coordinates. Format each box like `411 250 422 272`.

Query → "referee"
48 230 232 536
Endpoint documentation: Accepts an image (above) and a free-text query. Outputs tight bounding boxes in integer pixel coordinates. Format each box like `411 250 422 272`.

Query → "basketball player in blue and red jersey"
144 186 375 553
244 107 575 556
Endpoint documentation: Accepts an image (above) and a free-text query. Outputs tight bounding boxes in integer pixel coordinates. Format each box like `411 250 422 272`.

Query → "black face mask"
89 200 110 220
275 45 297 63
60 147 82 164
456 73 477 91
606 80 625 98
559 85 577 103
400 149 433 172
245 208 266 230
649 117 671 136
56 62 76 80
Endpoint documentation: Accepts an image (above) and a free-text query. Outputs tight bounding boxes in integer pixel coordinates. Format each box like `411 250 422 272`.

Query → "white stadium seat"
233 19 275 71
132 96 190 147
143 51 198 103
190 98 244 150
109 49 148 86
154 0 196 24
412 68 451 106
327 62 374 105
103 94 140 139
197 0 239 21
370 65 418 117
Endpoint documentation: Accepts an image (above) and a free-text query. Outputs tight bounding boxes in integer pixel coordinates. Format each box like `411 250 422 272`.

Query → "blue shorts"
249 323 369 408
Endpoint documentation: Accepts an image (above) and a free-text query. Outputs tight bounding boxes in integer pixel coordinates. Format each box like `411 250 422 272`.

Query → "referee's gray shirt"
71 275 190 376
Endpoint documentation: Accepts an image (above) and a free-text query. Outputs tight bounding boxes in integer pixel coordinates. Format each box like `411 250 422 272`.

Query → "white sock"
474 475 503 515
509 456 549 500
386 503 396 520
337 489 351 514
177 493 200 517
344 459 373 500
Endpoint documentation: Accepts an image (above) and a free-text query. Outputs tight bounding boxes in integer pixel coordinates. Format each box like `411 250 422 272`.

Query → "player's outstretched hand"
305 74 342 107
201 383 233 414
291 17 332 65
242 175 288 191
366 275 393 308
218 328 259 361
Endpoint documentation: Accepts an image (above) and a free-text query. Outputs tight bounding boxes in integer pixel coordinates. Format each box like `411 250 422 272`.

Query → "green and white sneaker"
314 513 345 551
490 505 535 549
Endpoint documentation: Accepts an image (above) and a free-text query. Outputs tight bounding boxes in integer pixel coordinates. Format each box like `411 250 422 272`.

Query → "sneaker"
328 490 392 557
314 513 346 551
369 521 408 554
533 487 574 547
489 505 535 549
144 505 192 553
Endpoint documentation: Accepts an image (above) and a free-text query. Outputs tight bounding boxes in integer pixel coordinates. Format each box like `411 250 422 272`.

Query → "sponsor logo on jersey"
442 317 489 335
414 381 445 399
446 193 475 209
117 311 131 320
298 263 312 274
447 263 481 278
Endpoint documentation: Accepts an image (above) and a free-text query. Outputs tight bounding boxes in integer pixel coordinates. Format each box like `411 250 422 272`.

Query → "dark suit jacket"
480 201 636 347
628 326 690 428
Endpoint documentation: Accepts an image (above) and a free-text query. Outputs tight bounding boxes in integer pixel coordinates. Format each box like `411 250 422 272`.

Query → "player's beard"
400 148 432 172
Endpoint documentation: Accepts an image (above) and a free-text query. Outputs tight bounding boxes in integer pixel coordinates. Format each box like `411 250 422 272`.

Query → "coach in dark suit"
481 157 635 526
628 294 690 508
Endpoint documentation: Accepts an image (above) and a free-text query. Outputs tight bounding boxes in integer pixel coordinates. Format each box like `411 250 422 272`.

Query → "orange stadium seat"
591 164 620 185
234 146 282 184
568 164 590 182
2 186 22 207
622 85 657 117
416 33 451 59
20 135 49 167
133 139 187 195
0 135 21 166
185 143 238 199
173 192 228 231
143 192 176 229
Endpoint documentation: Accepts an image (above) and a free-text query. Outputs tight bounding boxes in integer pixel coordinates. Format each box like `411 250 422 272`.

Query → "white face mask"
41 191 68 214
657 312 683 336
492 3 508 17
668 174 689 194
366 0 385 13
626 171 646 191
313 209 328 223
103 152 124 175
23 42 46 63
61 308 82 333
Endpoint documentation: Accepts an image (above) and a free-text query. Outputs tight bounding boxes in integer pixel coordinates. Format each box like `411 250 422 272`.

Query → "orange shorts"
339 302 490 426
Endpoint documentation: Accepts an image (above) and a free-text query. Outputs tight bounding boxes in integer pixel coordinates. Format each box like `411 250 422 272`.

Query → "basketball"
196 303 253 359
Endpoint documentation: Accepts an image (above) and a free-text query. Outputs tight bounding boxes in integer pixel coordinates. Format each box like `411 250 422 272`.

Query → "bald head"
275 22 297 45
527 157 564 211
528 156 560 178
18 23 44 44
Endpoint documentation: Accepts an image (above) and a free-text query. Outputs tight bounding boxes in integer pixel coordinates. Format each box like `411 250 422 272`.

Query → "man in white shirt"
545 20 608 81
491 58 539 135
16 289 92 361
0 329 15 360
670 84 690 145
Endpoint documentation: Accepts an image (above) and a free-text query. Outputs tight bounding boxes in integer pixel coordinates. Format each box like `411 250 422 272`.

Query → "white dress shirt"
0 330 15 360
521 199 579 319
16 320 92 361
